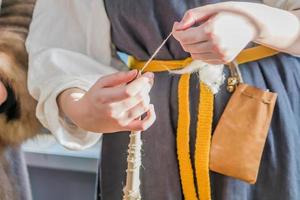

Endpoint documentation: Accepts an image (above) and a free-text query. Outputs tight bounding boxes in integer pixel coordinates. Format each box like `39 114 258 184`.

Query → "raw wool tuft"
171 60 225 94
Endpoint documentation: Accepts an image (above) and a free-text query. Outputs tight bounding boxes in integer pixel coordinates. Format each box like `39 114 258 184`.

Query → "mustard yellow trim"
195 82 214 200
235 45 278 65
128 45 278 71
129 57 193 72
177 74 198 200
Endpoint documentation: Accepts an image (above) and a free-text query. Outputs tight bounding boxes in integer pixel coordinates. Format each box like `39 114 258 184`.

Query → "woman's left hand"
172 5 258 64
173 2 300 61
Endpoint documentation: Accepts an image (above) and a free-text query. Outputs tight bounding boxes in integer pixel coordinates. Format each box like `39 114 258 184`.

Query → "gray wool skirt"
99 53 300 200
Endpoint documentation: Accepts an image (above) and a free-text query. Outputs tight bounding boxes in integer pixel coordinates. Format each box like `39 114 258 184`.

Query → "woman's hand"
58 70 156 133
172 2 300 61
173 11 257 64
0 81 7 106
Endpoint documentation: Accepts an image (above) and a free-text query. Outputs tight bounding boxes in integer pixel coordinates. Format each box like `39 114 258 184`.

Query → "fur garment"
0 1 39 200
0 0 40 147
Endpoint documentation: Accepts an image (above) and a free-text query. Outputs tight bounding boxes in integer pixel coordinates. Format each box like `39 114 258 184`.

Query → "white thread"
140 32 173 73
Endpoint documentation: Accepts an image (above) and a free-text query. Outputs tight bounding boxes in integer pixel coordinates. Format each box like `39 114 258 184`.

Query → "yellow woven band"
128 45 278 71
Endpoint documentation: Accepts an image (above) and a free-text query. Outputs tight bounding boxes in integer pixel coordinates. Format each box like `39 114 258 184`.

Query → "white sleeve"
26 0 119 150
263 0 300 10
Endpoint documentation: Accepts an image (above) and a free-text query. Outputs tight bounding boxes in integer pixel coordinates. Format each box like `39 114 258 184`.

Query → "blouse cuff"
36 77 101 150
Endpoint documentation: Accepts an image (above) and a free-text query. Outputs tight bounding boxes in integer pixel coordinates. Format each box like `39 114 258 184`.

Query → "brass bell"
227 85 235 93
227 76 239 93
227 77 238 86
226 60 243 93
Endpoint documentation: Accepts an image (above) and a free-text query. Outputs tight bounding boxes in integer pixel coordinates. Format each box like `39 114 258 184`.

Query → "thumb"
98 70 138 88
174 2 238 31
0 81 8 105
175 6 215 31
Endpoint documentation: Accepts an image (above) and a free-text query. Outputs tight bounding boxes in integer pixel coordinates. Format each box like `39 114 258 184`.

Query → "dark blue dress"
99 1 300 199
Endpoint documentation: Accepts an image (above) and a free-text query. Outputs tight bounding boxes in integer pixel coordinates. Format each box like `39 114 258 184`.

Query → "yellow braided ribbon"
195 83 214 200
177 74 198 200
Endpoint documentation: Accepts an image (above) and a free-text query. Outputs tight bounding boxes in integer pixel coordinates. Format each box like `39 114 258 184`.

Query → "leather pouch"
209 63 277 184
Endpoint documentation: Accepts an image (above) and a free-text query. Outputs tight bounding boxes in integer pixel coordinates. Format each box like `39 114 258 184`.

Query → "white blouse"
26 0 120 150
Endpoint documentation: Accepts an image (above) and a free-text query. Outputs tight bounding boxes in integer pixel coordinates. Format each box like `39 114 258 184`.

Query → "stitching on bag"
241 91 272 104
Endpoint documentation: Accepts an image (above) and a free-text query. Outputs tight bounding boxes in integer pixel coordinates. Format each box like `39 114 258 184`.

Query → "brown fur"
0 31 40 147
0 0 36 37
0 0 39 199
0 0 40 148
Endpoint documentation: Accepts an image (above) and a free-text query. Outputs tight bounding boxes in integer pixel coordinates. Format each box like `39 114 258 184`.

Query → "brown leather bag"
209 63 277 184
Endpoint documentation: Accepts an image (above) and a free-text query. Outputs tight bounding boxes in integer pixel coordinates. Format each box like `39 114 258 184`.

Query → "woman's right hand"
58 70 156 133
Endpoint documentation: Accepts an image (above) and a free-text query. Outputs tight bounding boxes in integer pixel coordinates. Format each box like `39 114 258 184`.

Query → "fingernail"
174 21 181 30
129 69 138 75
143 72 154 79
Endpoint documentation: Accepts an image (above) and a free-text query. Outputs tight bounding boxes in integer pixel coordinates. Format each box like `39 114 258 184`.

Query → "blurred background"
23 131 100 200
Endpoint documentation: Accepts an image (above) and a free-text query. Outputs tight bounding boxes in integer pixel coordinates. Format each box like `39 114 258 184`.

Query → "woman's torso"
100 1 300 200
104 0 261 60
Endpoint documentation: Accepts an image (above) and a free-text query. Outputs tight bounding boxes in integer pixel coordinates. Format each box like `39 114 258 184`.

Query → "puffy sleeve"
26 0 122 150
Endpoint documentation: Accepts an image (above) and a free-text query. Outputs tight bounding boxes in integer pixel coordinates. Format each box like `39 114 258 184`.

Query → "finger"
96 86 130 104
182 41 214 54
174 6 214 30
172 25 209 45
0 81 7 105
126 104 156 131
191 52 224 62
203 60 225 65
96 73 153 103
97 70 138 88
174 2 240 30
121 97 151 124
111 90 151 114
125 72 154 96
